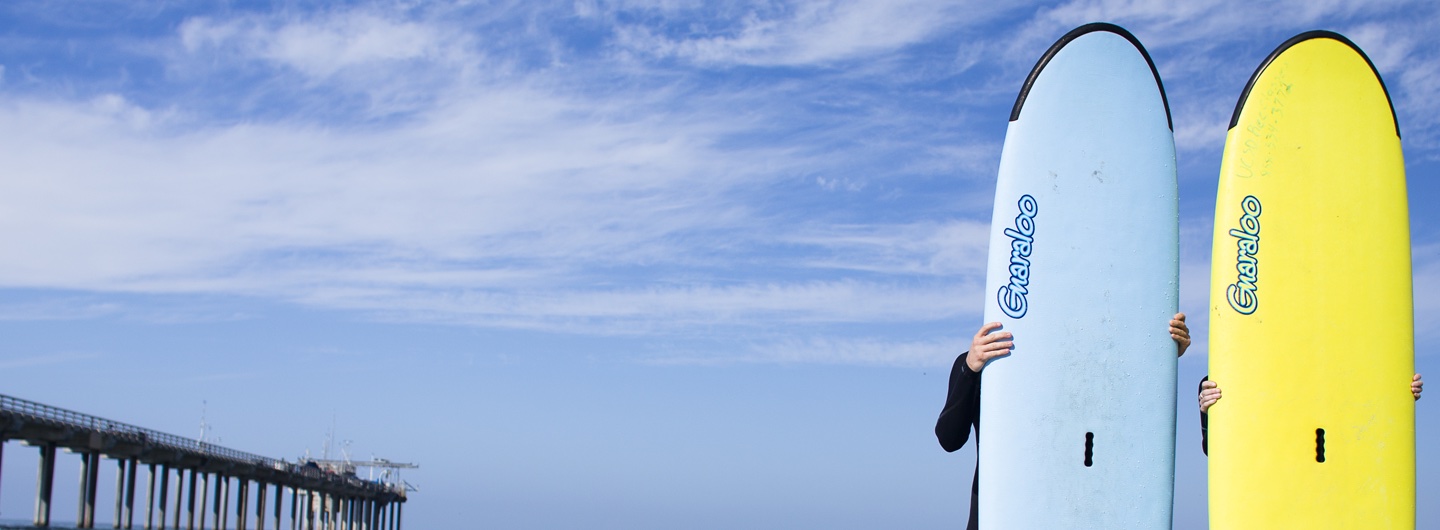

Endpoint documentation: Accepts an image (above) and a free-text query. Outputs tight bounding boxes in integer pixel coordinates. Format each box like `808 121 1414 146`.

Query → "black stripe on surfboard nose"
1009 22 1173 132
1228 30 1400 138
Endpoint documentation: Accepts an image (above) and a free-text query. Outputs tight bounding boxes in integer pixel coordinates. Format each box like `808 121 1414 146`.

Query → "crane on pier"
304 428 420 491
303 457 420 491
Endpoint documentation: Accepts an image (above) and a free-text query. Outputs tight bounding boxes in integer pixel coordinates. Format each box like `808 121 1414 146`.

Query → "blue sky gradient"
1 1 1438 528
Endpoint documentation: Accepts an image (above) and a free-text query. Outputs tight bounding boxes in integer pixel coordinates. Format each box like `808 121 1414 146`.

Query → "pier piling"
77 450 102 528
238 479 249 530
126 458 139 528
34 443 56 527
257 480 268 530
147 463 158 530
187 468 198 530
219 475 229 530
275 482 284 530
210 473 219 530
115 458 126 529
158 464 170 530
173 467 184 530
201 472 210 530
77 450 90 527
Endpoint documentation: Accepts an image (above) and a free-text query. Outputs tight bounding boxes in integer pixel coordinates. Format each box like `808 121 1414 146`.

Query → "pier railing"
1 393 276 465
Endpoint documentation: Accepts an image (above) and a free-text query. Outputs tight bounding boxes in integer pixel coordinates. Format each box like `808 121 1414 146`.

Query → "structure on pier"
300 459 417 494
0 393 411 530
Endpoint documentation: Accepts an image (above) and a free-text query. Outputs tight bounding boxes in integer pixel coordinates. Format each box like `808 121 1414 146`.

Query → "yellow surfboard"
1208 31 1415 528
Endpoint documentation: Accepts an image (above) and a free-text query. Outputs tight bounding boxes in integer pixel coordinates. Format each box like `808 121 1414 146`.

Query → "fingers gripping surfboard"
1208 31 1415 529
978 23 1178 529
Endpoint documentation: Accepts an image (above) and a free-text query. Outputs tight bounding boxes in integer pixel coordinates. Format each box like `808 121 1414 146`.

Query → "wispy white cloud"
0 351 103 369
642 334 967 366
0 81 766 288
0 297 122 321
747 335 966 366
1028 0 1403 50
783 220 990 276
291 279 975 336
162 7 482 120
607 0 1022 67
178 12 458 79
1412 242 1440 350
1176 257 1214 357
1343 17 1440 152
185 371 262 383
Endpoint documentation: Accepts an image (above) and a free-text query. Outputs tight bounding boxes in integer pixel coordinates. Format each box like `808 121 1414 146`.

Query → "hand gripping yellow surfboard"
1208 31 1414 528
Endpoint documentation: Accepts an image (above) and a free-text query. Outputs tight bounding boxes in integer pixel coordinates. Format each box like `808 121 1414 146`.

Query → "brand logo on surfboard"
997 194 1038 319
1227 195 1261 315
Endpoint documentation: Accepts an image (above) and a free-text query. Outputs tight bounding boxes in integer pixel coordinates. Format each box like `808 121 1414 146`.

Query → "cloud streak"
607 0 1023 66
0 351 103 370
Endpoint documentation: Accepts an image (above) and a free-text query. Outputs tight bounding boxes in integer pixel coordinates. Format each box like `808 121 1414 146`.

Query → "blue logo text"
997 194 1038 318
1226 195 1261 315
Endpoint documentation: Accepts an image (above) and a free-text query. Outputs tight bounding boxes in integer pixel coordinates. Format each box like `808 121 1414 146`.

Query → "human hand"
1170 312 1190 357
1414 374 1424 401
1199 379 1221 413
966 322 1013 373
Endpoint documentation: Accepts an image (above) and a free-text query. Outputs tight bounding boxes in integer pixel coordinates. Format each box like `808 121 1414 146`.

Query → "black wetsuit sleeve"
1199 376 1209 456
936 352 982 453
937 352 983 529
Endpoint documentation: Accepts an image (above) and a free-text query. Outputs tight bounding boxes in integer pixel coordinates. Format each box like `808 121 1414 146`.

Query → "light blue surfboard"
976 23 1178 529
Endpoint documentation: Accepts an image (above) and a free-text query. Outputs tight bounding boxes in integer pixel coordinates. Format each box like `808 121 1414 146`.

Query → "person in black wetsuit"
1197 373 1423 454
935 313 1192 529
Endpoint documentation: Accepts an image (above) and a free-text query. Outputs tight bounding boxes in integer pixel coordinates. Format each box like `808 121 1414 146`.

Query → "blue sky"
0 1 1437 528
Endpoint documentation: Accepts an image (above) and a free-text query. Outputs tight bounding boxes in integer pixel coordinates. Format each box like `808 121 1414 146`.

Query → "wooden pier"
0 393 408 530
